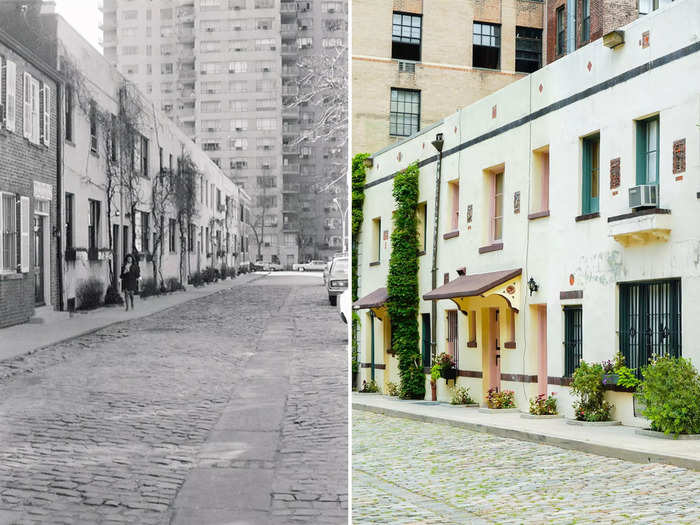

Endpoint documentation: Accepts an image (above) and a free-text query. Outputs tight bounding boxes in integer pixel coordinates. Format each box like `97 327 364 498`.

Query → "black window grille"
421 313 431 368
447 310 459 368
564 306 582 377
515 27 542 73
389 88 420 137
619 280 681 376
473 22 500 69
392 12 421 61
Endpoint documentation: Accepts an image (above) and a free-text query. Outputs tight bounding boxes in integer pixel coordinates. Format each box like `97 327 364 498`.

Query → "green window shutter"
582 139 592 214
636 120 647 185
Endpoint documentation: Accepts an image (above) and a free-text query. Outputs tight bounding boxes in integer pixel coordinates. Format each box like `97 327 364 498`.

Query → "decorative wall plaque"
610 158 621 189
513 191 520 214
673 139 686 174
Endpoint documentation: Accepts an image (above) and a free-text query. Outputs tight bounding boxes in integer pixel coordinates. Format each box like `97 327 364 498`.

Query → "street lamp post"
333 197 348 253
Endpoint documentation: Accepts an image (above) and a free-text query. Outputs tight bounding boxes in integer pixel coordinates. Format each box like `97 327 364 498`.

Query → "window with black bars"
392 12 422 61
564 306 582 377
515 27 542 73
473 22 500 69
389 88 420 137
447 310 459 369
619 280 681 377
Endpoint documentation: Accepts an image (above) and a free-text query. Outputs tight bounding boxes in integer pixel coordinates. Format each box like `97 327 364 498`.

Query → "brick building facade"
0 29 60 328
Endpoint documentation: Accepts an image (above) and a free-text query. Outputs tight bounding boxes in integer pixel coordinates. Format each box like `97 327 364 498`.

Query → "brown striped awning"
353 287 389 310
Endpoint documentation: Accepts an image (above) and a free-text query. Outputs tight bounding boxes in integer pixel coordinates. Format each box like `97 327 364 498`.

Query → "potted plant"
526 392 559 418
435 352 456 382
451 386 477 406
485 388 516 409
569 361 616 424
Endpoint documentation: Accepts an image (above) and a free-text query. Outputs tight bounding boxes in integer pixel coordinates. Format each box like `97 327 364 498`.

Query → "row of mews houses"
0 9 252 329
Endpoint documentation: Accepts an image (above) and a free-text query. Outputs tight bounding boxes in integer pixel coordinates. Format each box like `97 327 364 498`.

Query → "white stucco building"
355 0 699 425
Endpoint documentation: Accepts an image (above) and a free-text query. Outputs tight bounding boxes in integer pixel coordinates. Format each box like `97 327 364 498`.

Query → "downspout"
56 79 63 311
370 310 375 381
430 133 444 362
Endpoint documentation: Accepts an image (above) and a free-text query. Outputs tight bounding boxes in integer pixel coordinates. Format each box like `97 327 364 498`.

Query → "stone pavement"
353 410 700 525
353 393 700 471
0 272 263 362
0 272 347 524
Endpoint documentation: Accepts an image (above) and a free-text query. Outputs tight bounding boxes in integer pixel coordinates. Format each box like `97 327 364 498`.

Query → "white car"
293 260 327 272
326 256 348 306
338 289 350 324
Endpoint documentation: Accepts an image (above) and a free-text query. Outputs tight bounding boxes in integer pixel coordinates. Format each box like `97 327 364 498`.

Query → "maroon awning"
423 269 522 300
353 287 389 310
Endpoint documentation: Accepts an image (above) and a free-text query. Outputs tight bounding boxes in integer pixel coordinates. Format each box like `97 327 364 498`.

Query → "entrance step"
29 306 70 324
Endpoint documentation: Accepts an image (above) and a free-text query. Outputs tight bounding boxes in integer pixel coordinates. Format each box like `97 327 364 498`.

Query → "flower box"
602 373 619 385
440 367 457 381
64 247 77 262
87 247 99 261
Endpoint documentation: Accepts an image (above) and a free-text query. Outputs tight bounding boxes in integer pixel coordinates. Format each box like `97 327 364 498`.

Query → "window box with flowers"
434 352 457 382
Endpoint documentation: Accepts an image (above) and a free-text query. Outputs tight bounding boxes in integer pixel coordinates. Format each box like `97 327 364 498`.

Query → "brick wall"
0 39 59 328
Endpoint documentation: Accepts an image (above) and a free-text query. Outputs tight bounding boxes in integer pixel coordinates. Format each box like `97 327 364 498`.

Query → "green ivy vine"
351 153 369 376
387 163 424 399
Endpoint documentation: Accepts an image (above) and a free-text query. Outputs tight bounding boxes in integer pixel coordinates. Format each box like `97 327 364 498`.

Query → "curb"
353 402 700 472
2 273 267 362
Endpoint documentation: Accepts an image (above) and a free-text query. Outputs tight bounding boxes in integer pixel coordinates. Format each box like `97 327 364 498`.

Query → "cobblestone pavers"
0 276 347 524
353 410 700 524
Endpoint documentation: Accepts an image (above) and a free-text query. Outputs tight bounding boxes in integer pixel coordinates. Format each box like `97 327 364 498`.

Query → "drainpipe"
430 133 444 363
370 310 376 381
56 79 63 311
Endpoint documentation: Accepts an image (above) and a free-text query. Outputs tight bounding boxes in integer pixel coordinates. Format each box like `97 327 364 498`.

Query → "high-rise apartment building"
101 0 347 265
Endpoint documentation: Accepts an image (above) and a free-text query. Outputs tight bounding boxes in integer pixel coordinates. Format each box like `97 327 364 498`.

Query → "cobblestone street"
0 273 347 524
353 410 700 524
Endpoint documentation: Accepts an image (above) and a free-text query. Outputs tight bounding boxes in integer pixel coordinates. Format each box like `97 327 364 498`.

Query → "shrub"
166 277 184 292
202 266 217 283
571 361 613 421
435 352 455 376
638 356 700 437
140 277 161 298
104 284 123 306
359 379 380 393
529 393 558 415
228 266 237 278
76 277 104 310
189 272 205 287
385 382 399 397
486 388 515 409
616 366 640 390
238 265 248 274
451 386 475 405
430 363 441 383
220 263 228 279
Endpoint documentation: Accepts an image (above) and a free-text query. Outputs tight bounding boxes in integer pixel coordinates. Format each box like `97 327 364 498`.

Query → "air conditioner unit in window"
262 162 270 168
263 145 271 150
398 60 416 73
206 27 214 32
263 67 270 72
235 126 243 131
629 184 658 209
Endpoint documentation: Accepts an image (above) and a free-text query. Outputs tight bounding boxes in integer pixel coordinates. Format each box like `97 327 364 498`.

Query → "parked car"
327 256 348 306
323 261 332 285
338 289 350 324
263 261 283 271
293 260 327 272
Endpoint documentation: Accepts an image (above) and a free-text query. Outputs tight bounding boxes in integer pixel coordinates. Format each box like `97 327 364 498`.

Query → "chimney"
40 0 55 14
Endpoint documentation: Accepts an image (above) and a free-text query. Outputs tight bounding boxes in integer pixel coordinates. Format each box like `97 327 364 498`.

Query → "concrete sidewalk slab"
0 273 264 361
353 393 700 471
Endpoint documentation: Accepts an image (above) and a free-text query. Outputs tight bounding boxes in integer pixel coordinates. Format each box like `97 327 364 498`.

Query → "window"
490 171 504 242
257 118 276 130
620 279 681 376
1 193 17 272
389 88 420 137
564 306 582 377
202 142 220 151
161 63 174 75
231 119 248 131
256 195 277 208
255 39 276 51
639 0 674 15
205 227 210 253
447 180 459 231
256 176 276 188
122 46 138 55
229 61 248 74
256 18 273 30
473 22 500 69
371 217 381 262
140 211 150 253
135 135 149 177
230 100 248 112
65 84 73 142
4 60 17 133
421 313 431 368
531 147 549 215
417 202 427 252
515 27 542 73
392 12 422 61
636 116 659 185
230 80 248 93
22 73 41 144
556 6 566 56
88 199 101 252
122 10 137 20
230 138 248 150
255 0 273 7
581 134 600 215
188 223 196 252
169 219 177 252
581 0 591 42
447 310 459 368
65 193 74 250
89 101 98 153
201 41 221 53
297 37 313 49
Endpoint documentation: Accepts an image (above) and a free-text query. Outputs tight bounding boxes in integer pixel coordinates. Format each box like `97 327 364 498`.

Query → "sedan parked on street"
326 256 348 306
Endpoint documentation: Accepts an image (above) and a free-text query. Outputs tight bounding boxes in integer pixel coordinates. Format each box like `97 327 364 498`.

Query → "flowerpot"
602 373 619 386
430 381 437 401
634 428 700 440
478 407 520 414
440 367 457 381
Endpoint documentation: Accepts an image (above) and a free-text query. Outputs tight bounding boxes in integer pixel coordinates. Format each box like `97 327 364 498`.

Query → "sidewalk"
0 272 265 362
352 393 700 471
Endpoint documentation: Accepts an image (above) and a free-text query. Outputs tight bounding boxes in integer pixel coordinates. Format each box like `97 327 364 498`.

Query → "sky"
54 0 101 52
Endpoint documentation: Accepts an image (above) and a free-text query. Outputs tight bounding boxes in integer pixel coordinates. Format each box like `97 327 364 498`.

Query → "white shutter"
5 61 16 132
23 72 31 138
31 79 40 144
42 86 50 146
20 196 30 273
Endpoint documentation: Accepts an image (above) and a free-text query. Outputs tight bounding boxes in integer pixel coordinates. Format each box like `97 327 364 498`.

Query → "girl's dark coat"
120 261 140 292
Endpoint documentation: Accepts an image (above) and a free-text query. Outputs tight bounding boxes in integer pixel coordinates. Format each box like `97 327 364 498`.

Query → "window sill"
575 211 600 222
369 261 380 267
0 272 23 281
443 230 459 240
65 139 76 148
418 250 426 256
478 242 503 254
528 210 550 220
607 207 670 223
90 149 99 157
